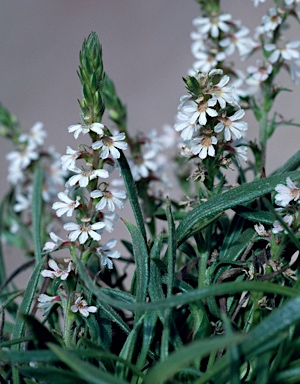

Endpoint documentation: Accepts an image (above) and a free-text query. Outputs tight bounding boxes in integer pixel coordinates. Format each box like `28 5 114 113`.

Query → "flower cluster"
128 125 177 198
190 9 257 85
190 2 300 104
175 69 248 181
43 118 127 273
5 122 67 241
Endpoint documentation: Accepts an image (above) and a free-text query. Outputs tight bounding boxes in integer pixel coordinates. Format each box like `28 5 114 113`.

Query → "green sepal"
183 75 202 95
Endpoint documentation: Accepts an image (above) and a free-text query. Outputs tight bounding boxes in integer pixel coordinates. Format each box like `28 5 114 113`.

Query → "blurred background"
1 1 299 279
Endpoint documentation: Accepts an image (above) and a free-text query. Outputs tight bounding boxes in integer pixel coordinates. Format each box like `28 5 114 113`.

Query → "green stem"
258 109 268 170
198 251 209 289
63 300 75 348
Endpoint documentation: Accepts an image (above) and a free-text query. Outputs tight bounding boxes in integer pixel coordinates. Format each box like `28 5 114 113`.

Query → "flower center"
201 136 212 147
102 136 114 147
103 191 113 199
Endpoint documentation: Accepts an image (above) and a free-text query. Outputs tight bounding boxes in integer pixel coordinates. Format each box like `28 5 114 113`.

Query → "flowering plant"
1 0 300 383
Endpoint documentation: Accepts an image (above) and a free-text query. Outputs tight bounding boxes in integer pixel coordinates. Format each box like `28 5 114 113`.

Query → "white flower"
129 151 158 181
193 13 232 38
43 232 65 251
272 214 294 234
219 27 256 58
64 218 105 244
247 60 273 82
191 135 218 159
262 8 282 33
207 75 237 108
265 41 300 63
19 122 47 148
191 50 226 74
71 296 97 317
174 112 199 141
13 192 31 212
144 129 164 153
183 98 218 126
289 59 300 84
214 109 248 141
97 212 119 233
275 177 300 206
61 146 80 171
66 167 109 188
190 30 207 56
90 189 126 212
52 191 80 217
6 143 39 171
68 122 104 139
96 239 121 269
180 145 193 158
41 259 74 280
45 159 67 187
92 132 127 159
7 164 25 185
37 294 61 315
234 144 248 162
159 124 179 149
178 95 192 110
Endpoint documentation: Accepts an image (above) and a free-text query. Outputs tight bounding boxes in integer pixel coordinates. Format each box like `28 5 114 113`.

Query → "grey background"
1 1 299 279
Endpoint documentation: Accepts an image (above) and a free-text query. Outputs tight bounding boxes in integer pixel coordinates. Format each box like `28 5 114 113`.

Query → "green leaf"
218 215 245 261
116 316 144 379
123 219 149 321
0 349 57 363
214 228 255 282
117 151 147 242
96 299 130 335
223 315 241 384
76 258 298 312
274 366 300 383
148 235 165 305
166 199 176 298
144 333 245 384
0 199 6 286
196 295 300 384
20 366 86 384
136 312 158 370
11 257 45 383
176 171 300 244
161 199 176 361
101 288 136 304
32 163 44 263
49 343 129 384
233 206 274 224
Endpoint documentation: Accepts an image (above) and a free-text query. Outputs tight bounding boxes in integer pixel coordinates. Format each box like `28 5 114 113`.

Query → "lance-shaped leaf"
32 163 44 263
11 257 45 383
122 219 149 321
118 152 147 242
176 171 300 244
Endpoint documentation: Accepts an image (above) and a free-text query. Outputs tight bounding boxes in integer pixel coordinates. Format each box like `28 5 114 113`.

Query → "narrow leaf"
49 343 129 384
123 219 149 321
117 151 147 241
32 163 44 263
11 256 45 383
144 333 245 384
176 171 300 244
76 258 297 312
